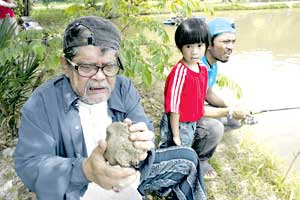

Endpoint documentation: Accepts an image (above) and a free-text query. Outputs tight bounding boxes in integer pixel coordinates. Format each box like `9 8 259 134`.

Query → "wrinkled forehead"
214 32 236 41
74 45 118 62
80 45 117 55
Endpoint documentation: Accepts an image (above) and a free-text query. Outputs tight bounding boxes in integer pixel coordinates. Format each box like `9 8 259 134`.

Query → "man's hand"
173 136 181 146
233 107 250 120
82 141 139 190
124 118 155 161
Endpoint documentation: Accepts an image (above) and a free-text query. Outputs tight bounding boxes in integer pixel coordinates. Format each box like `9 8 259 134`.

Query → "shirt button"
75 126 80 130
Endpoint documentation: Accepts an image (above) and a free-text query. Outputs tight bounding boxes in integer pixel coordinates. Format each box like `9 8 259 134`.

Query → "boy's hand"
173 136 181 146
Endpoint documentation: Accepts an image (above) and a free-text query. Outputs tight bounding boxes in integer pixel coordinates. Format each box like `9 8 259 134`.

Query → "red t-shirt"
0 0 15 18
164 60 208 122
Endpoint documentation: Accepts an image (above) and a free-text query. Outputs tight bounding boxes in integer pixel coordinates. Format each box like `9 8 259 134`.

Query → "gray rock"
104 122 143 167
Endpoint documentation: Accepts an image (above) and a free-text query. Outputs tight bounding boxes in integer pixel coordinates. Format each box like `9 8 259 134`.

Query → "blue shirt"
201 56 218 88
13 75 154 200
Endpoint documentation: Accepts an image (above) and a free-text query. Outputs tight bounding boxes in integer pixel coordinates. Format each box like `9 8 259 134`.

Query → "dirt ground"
134 79 165 145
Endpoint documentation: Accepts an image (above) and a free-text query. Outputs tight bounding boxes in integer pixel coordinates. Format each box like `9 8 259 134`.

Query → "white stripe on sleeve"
170 63 187 113
175 68 187 112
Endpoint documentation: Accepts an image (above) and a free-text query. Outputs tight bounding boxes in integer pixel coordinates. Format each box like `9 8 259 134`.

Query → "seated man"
13 16 206 200
192 17 250 179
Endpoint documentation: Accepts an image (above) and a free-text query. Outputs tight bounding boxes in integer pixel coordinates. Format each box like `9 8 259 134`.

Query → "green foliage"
0 18 60 149
212 2 289 11
217 73 243 99
36 0 211 88
83 0 99 9
13 0 32 17
64 4 86 16
92 0 203 87
64 4 100 19
292 3 300 8
41 0 50 9
17 29 62 72
120 16 172 86
32 9 70 29
13 0 25 18
0 22 39 145
169 0 202 17
0 19 16 48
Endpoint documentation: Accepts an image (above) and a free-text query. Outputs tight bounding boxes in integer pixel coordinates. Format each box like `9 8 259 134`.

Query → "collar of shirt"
201 56 217 72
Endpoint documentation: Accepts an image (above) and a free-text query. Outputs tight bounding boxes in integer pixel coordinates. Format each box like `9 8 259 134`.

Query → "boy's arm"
169 112 181 146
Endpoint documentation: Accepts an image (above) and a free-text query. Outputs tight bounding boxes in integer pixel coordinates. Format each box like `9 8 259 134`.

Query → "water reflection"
234 9 300 57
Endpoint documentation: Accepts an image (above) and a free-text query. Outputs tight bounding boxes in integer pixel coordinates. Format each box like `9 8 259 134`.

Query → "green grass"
292 3 300 8
211 2 289 11
206 127 300 200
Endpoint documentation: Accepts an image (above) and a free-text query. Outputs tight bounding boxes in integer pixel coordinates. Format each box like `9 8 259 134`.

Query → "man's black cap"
63 16 123 69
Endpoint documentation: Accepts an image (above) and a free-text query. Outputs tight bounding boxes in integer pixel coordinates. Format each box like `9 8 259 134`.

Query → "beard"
215 52 231 63
217 57 229 63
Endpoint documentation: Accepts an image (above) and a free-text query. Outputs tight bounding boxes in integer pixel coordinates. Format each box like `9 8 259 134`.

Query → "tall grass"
207 128 300 200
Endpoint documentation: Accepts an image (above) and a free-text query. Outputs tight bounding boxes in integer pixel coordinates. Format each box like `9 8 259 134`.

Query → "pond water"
213 9 300 175
162 8 300 174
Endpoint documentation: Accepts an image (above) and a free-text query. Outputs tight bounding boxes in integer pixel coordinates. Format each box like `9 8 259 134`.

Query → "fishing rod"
242 106 300 125
250 106 300 115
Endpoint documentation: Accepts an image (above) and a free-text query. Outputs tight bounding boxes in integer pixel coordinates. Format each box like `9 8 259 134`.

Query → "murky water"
215 9 300 174
162 8 300 173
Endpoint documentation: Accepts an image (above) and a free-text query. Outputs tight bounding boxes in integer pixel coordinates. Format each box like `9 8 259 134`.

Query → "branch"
121 22 131 33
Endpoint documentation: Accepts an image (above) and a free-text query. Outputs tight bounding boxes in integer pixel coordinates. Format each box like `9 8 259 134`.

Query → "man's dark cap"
63 16 123 69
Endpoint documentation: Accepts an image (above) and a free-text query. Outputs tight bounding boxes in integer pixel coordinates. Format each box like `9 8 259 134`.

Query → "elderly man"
13 16 206 200
192 17 249 179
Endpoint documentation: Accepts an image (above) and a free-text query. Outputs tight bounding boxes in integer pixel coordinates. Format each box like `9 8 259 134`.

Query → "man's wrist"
227 107 233 119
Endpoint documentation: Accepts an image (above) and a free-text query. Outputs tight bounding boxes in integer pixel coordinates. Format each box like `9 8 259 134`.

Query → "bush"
0 18 60 150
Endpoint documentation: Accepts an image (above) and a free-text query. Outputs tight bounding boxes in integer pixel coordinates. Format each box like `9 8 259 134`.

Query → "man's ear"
61 56 70 77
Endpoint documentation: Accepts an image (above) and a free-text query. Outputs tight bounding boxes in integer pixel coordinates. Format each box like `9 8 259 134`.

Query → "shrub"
0 18 59 150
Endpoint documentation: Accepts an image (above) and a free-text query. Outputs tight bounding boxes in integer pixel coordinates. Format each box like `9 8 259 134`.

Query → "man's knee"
198 118 224 140
209 119 224 141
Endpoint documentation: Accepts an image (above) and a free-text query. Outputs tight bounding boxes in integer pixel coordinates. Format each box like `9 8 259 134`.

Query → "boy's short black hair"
175 18 210 51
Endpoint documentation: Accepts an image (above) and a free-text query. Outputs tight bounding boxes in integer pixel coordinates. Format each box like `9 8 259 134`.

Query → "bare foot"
200 160 217 179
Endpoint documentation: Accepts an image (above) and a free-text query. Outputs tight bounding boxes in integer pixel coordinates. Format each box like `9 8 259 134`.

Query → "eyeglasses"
65 58 119 77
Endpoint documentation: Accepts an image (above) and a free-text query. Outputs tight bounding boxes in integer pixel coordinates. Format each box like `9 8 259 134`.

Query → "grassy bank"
207 129 300 200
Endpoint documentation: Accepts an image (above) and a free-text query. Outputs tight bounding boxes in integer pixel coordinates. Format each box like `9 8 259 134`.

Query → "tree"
92 0 204 86
23 0 30 15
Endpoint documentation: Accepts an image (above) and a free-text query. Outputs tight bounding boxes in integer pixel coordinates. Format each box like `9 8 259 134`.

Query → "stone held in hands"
104 122 143 167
